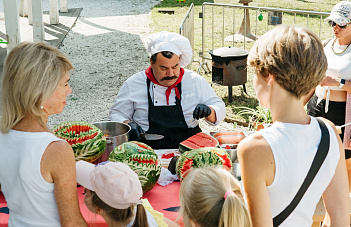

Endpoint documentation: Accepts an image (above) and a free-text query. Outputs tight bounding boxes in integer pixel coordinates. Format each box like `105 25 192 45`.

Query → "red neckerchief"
145 66 184 105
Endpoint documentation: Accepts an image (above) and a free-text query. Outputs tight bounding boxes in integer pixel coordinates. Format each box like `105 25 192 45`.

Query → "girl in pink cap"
76 160 178 227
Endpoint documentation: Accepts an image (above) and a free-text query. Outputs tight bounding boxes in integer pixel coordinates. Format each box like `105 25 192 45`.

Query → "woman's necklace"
331 38 351 54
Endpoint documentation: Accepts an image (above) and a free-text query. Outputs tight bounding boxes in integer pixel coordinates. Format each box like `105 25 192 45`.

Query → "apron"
141 78 201 149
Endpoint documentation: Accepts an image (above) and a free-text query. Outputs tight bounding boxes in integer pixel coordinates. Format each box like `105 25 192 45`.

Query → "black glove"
128 122 145 141
193 104 212 120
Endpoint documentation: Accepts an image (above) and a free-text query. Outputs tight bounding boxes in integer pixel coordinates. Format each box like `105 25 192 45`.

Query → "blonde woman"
179 167 252 227
0 42 87 226
238 25 349 227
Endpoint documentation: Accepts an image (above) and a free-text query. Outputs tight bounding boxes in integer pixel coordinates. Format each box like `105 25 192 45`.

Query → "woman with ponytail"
179 167 252 227
76 161 178 227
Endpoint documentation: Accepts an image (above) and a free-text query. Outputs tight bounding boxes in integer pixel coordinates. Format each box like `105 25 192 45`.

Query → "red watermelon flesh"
179 132 219 154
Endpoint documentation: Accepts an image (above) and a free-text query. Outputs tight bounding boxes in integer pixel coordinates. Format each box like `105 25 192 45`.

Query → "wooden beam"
19 0 28 17
60 0 68 13
28 0 33 25
3 0 21 53
49 0 59 24
31 0 44 41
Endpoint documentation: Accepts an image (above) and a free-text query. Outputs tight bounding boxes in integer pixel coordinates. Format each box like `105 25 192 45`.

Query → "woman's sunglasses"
328 21 350 29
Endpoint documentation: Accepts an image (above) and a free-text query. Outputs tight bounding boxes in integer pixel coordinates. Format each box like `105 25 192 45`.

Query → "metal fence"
199 2 331 73
179 3 194 69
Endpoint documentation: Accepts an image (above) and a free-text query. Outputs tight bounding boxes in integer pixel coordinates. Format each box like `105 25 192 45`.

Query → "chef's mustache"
161 76 178 81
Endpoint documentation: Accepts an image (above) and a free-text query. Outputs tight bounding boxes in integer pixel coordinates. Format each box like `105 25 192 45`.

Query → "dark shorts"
307 95 351 159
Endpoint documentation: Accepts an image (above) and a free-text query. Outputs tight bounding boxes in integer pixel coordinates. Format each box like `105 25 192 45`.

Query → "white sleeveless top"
315 38 351 112
260 117 339 227
0 130 62 227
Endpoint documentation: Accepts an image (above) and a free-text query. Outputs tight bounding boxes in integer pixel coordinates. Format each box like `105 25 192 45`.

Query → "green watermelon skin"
176 147 232 181
108 141 161 193
53 121 107 163
179 132 219 154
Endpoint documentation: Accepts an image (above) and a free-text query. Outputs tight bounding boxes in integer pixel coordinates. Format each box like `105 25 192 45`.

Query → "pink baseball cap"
325 1 351 26
76 160 143 209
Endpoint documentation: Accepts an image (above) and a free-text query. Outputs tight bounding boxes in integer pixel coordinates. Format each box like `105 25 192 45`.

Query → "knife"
140 133 164 140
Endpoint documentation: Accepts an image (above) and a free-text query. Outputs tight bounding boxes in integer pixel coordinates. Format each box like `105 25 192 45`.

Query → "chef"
109 31 226 149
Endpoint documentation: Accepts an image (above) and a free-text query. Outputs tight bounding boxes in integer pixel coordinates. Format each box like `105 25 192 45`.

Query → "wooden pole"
60 0 68 13
19 0 28 17
28 0 33 25
3 0 21 53
31 0 44 41
49 0 59 24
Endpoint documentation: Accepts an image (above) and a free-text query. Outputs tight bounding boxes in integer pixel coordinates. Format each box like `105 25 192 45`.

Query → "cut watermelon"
179 132 219 154
53 121 107 163
176 147 232 181
108 141 161 194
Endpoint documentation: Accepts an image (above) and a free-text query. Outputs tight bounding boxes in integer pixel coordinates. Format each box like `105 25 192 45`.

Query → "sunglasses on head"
328 21 350 29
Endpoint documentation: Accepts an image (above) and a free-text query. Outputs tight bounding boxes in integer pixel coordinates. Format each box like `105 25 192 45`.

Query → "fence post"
60 0 68 13
28 0 33 25
3 0 21 53
19 0 29 17
49 0 59 24
32 0 45 41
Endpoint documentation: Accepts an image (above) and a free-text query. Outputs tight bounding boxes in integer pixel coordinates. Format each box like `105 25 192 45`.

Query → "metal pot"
92 121 130 164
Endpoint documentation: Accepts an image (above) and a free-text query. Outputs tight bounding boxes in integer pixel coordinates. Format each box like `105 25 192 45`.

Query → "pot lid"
210 46 248 57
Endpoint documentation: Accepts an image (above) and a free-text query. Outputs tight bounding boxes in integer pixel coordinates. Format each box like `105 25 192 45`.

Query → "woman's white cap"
325 1 351 26
76 160 143 209
147 31 193 68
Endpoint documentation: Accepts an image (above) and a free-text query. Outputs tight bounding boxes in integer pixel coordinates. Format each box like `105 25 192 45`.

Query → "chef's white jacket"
109 69 226 132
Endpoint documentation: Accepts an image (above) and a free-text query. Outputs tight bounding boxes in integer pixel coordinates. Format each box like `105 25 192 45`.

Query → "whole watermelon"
53 121 107 163
108 141 161 193
176 147 232 181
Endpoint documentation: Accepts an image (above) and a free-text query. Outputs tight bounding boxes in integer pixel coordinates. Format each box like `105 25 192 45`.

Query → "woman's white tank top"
259 117 339 227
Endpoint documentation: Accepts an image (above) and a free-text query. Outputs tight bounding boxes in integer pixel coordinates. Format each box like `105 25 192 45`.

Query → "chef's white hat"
147 31 193 67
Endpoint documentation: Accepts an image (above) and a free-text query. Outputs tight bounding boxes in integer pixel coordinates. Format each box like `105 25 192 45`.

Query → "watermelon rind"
179 132 219 154
108 141 161 193
176 147 232 181
53 121 107 163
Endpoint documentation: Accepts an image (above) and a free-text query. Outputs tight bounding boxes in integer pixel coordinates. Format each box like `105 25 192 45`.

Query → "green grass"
151 0 339 123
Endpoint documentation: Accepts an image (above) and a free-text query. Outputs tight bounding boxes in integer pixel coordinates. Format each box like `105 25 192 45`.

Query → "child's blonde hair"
1 41 73 133
248 25 327 98
180 167 252 227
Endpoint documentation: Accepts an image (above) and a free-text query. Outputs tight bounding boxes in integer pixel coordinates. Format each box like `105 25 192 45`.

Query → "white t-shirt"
0 130 62 227
109 69 226 131
259 117 339 227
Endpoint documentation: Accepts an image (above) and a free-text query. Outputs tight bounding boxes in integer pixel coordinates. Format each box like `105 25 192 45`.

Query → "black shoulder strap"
273 118 330 226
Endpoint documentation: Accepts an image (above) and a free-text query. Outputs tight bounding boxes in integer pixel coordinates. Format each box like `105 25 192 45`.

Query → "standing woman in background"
0 42 87 226
307 1 351 191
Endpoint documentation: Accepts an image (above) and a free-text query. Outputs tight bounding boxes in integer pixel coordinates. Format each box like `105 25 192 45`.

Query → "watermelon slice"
213 131 246 145
179 132 219 154
53 121 107 163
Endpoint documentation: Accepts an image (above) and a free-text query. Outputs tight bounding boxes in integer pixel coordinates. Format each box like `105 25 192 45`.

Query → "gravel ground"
2 0 239 134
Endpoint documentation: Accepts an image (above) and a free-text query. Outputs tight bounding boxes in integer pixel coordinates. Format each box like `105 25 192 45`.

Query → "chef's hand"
193 104 212 120
127 122 144 141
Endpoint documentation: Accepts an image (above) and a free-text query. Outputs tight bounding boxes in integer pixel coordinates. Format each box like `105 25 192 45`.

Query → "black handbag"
273 118 330 226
